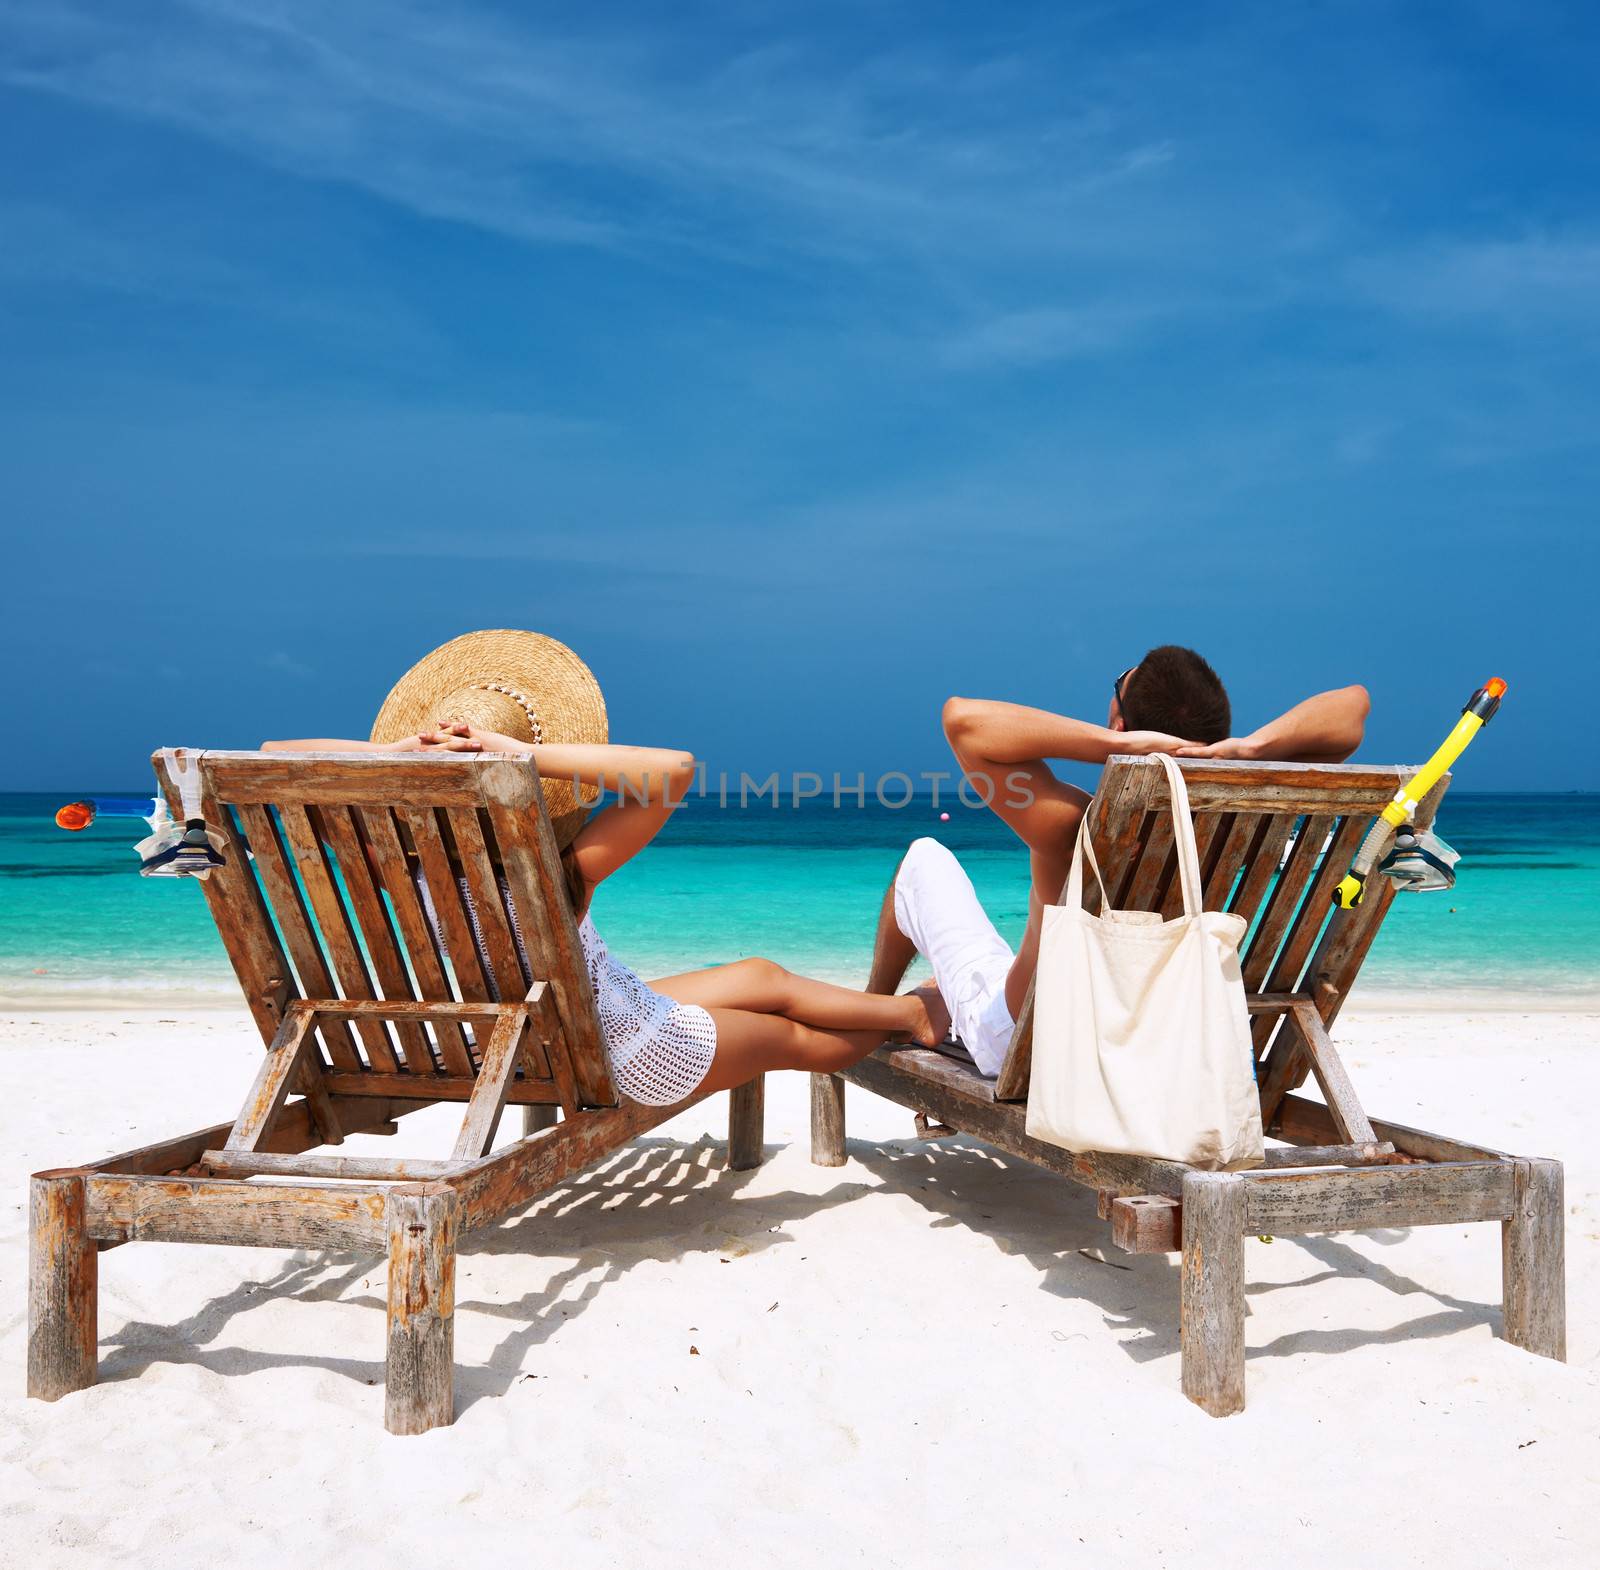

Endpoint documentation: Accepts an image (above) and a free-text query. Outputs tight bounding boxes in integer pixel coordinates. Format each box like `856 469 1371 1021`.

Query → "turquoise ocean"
2 791 1597 1011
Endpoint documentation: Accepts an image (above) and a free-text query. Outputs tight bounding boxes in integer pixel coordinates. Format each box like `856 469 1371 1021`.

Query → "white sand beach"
2 1006 1596 1568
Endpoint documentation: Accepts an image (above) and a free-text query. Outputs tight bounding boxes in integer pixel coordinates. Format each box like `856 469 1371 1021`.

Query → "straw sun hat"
371 629 608 848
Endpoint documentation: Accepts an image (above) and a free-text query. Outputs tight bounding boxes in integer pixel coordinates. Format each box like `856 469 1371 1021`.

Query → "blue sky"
2 0 1595 793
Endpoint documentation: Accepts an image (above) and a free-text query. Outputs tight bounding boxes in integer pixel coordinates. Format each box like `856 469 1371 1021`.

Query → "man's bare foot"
899 983 951 1048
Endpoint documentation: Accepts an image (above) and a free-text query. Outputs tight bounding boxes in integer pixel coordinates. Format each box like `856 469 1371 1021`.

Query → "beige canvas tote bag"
1025 754 1265 1170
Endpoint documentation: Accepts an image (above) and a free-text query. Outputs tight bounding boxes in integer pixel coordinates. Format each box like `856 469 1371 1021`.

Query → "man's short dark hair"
1121 645 1231 743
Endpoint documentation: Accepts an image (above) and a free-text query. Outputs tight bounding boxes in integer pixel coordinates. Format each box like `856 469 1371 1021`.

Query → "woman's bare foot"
898 983 951 1048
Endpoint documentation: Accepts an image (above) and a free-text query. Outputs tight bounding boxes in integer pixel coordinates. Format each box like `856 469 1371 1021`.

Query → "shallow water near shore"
2 790 1597 1009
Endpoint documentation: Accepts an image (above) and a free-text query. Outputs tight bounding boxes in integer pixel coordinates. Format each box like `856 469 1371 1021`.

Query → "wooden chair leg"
385 1186 458 1436
728 1075 765 1171
1180 1173 1246 1417
810 1072 846 1167
1502 1158 1566 1362
27 1170 98 1402
520 1103 559 1137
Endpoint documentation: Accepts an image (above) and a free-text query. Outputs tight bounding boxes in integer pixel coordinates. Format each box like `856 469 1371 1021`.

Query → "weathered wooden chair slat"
1195 808 1236 889
321 1071 560 1103
1250 812 1367 1058
274 801 401 1072
1200 810 1256 907
395 804 495 1008
1109 807 1156 908
1226 815 1298 931
1254 775 1443 1121
1158 812 1225 919
315 803 437 1074
204 752 489 807
232 802 363 1070
812 754 1565 1417
354 804 476 1074
1083 783 1146 917
316 803 438 1069
30 750 750 1433
1241 812 1337 992
484 784 617 1111
445 805 530 1006
168 768 291 1046
1121 812 1176 912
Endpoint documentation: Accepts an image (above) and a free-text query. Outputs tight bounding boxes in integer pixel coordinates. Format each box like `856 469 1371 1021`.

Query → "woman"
266 630 947 1107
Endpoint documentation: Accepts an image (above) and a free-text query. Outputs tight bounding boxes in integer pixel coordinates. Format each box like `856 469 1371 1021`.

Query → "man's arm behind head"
1174 684 1371 764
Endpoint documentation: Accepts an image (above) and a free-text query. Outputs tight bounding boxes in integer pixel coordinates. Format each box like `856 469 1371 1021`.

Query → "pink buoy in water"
939 812 950 821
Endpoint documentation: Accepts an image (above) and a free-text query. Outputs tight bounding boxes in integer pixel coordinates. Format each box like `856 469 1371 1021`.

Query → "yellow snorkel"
1332 677 1507 910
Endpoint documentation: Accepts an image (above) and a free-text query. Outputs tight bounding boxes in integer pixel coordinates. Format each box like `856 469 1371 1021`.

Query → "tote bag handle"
1066 753 1204 917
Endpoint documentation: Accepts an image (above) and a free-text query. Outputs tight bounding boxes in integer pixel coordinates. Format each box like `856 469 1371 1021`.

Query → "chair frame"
27 752 1567 1426
810 756 1566 1415
26 751 766 1434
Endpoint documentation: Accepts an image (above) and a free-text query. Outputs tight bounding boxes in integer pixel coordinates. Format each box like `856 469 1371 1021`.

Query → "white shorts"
893 838 1016 1077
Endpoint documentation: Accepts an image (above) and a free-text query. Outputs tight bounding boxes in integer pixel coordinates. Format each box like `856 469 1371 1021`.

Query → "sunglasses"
1113 666 1135 714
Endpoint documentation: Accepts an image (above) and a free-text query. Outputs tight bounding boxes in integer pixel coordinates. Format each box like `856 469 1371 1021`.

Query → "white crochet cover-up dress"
576 915 718 1106
412 870 717 1107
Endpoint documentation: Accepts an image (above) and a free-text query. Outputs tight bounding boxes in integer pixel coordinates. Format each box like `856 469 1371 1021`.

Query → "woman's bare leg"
696 1008 884 1096
867 854 917 995
652 957 947 1045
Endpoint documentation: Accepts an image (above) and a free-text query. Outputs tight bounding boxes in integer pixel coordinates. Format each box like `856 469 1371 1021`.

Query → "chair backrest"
153 749 617 1109
994 756 1449 1101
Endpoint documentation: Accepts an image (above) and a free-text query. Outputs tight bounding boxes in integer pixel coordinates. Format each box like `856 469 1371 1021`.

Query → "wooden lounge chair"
811 755 1567 1415
26 750 767 1434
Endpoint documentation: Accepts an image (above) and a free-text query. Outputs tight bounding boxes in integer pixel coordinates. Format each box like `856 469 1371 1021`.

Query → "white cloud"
1354 235 1600 328
0 0 1183 270
939 304 1156 367
261 649 314 678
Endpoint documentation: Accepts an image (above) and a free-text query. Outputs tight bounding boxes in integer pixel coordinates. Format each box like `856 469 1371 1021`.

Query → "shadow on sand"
98 1133 859 1408
96 1129 1500 1405
846 1136 1500 1365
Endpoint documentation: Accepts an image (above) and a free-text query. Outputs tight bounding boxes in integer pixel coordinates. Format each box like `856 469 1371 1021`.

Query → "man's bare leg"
867 854 918 996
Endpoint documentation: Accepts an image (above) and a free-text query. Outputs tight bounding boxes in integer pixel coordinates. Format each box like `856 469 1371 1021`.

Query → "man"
869 646 1370 1076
